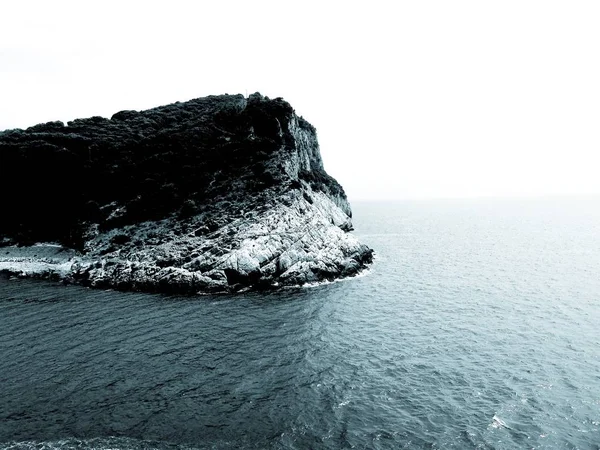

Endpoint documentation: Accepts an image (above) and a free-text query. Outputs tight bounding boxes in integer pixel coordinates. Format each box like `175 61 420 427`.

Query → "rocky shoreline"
0 93 373 293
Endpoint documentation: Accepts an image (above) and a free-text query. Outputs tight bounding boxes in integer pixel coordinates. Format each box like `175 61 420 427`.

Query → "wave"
0 437 199 450
490 415 510 430
298 265 374 290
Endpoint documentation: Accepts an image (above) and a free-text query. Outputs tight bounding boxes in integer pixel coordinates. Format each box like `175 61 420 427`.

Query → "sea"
1 196 599 450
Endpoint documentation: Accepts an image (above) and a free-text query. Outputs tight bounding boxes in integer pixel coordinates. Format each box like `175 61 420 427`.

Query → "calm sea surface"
1 197 599 449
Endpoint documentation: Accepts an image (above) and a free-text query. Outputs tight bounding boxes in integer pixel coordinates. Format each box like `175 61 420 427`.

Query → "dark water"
1 197 599 449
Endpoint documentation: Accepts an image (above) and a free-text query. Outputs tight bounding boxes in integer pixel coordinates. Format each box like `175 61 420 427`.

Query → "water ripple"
1 198 600 449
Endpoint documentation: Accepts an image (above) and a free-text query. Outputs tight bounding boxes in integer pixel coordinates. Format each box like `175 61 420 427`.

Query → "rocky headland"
0 93 373 293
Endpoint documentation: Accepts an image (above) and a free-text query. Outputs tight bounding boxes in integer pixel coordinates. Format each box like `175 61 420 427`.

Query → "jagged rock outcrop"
0 93 373 293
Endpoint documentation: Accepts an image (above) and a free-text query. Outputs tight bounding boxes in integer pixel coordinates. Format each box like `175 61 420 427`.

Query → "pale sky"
1 1 599 201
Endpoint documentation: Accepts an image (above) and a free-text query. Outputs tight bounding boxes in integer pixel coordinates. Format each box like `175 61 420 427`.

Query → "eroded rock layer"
0 93 372 293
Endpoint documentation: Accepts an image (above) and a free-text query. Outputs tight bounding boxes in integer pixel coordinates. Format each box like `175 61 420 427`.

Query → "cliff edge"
0 93 373 293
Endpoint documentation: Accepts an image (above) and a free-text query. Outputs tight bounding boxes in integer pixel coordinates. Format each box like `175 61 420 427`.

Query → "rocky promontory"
0 93 373 293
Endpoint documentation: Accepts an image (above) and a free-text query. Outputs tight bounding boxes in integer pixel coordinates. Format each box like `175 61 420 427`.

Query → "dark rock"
111 110 141 121
0 93 373 293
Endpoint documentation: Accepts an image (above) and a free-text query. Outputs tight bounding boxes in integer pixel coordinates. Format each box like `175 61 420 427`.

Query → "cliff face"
0 93 372 293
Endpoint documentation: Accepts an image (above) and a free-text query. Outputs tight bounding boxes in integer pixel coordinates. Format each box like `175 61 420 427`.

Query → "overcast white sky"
1 1 599 200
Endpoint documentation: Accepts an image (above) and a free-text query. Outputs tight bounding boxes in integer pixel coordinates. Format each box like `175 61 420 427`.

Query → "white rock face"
70 187 371 293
